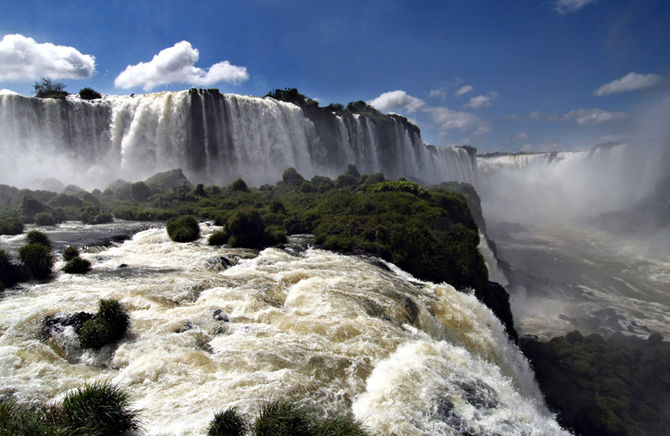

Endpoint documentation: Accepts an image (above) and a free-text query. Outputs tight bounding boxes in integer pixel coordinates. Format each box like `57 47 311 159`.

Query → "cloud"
515 132 530 139
594 72 663 96
563 108 626 126
454 85 473 97
0 34 95 81
464 92 498 109
529 110 543 120
114 41 249 91
554 0 597 15
368 90 425 113
424 106 481 130
429 87 447 100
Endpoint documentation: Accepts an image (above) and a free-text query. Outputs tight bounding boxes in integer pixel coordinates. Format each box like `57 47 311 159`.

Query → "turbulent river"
0 222 568 435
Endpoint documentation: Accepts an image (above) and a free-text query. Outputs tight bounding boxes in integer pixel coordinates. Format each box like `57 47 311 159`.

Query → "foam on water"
0 224 567 435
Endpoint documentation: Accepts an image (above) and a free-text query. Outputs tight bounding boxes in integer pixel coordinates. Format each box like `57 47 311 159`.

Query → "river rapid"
0 222 568 435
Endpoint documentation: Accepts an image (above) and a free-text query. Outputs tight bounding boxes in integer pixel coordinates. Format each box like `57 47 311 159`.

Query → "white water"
478 142 670 340
0 91 478 189
0 224 567 435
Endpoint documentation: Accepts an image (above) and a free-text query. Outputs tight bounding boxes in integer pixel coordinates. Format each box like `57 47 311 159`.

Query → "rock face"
0 90 479 188
475 281 518 342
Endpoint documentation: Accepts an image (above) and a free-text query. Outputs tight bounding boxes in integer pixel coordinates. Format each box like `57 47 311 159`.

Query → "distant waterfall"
0 90 478 189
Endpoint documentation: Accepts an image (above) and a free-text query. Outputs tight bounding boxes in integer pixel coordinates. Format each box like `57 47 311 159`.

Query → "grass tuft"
254 400 314 436
207 407 247 436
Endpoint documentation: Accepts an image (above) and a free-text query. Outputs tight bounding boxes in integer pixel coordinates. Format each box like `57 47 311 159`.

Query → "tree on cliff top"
34 78 68 99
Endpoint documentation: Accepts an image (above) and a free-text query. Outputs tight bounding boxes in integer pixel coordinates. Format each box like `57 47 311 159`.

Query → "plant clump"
19 240 53 280
78 299 130 349
78 87 102 100
0 217 23 235
61 246 91 274
254 400 314 436
166 215 200 242
207 407 247 436
59 382 140 435
34 78 68 99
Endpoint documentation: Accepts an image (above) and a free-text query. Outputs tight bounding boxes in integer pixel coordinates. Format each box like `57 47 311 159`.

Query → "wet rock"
402 296 420 325
212 308 230 322
117 263 128 269
474 281 518 343
42 311 94 340
176 321 194 333
206 256 235 271
456 379 498 410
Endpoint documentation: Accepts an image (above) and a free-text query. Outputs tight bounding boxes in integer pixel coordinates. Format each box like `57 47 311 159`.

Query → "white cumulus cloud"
424 106 481 130
454 85 473 97
564 108 626 126
368 90 425 113
554 0 597 15
0 34 95 81
114 41 249 91
464 92 498 109
594 72 663 96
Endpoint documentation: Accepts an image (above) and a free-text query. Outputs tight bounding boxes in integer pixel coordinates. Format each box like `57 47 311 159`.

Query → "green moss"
166 215 200 242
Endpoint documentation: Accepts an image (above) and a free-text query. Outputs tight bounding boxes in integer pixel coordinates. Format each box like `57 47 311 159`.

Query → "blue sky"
1 0 669 152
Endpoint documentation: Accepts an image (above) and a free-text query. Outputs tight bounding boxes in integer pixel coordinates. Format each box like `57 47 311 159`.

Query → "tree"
34 78 68 99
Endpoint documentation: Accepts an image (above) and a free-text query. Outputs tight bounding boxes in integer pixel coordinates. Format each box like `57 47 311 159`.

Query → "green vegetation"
78 87 101 100
0 250 26 289
63 246 80 262
78 299 130 349
19 243 53 279
0 217 23 235
166 215 200 242
254 400 315 436
34 78 68 99
207 407 247 436
521 331 670 436
63 257 91 274
316 416 369 436
26 230 51 247
0 382 139 435
60 382 140 435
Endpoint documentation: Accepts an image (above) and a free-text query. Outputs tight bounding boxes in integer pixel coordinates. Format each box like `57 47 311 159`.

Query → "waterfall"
0 90 479 189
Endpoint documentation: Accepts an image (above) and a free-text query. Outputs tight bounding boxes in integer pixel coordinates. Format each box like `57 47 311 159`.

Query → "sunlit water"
0 223 568 435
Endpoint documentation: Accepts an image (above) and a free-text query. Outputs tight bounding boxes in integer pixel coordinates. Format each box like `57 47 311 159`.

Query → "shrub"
26 230 51 247
60 382 140 435
316 416 369 436
264 225 287 246
0 217 23 235
79 299 129 349
225 208 265 248
63 257 91 274
230 178 248 192
166 215 200 242
34 211 56 226
0 399 56 435
34 78 68 99
63 246 79 262
207 407 247 436
208 230 230 246
282 168 306 186
367 180 428 197
22 196 49 221
19 243 53 279
78 87 101 100
0 249 25 288
253 400 314 436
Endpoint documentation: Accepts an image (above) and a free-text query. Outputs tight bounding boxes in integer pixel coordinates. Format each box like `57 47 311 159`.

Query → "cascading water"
0 90 478 189
0 223 567 435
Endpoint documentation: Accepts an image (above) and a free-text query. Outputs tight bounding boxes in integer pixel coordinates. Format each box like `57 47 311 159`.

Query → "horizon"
1 0 669 152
